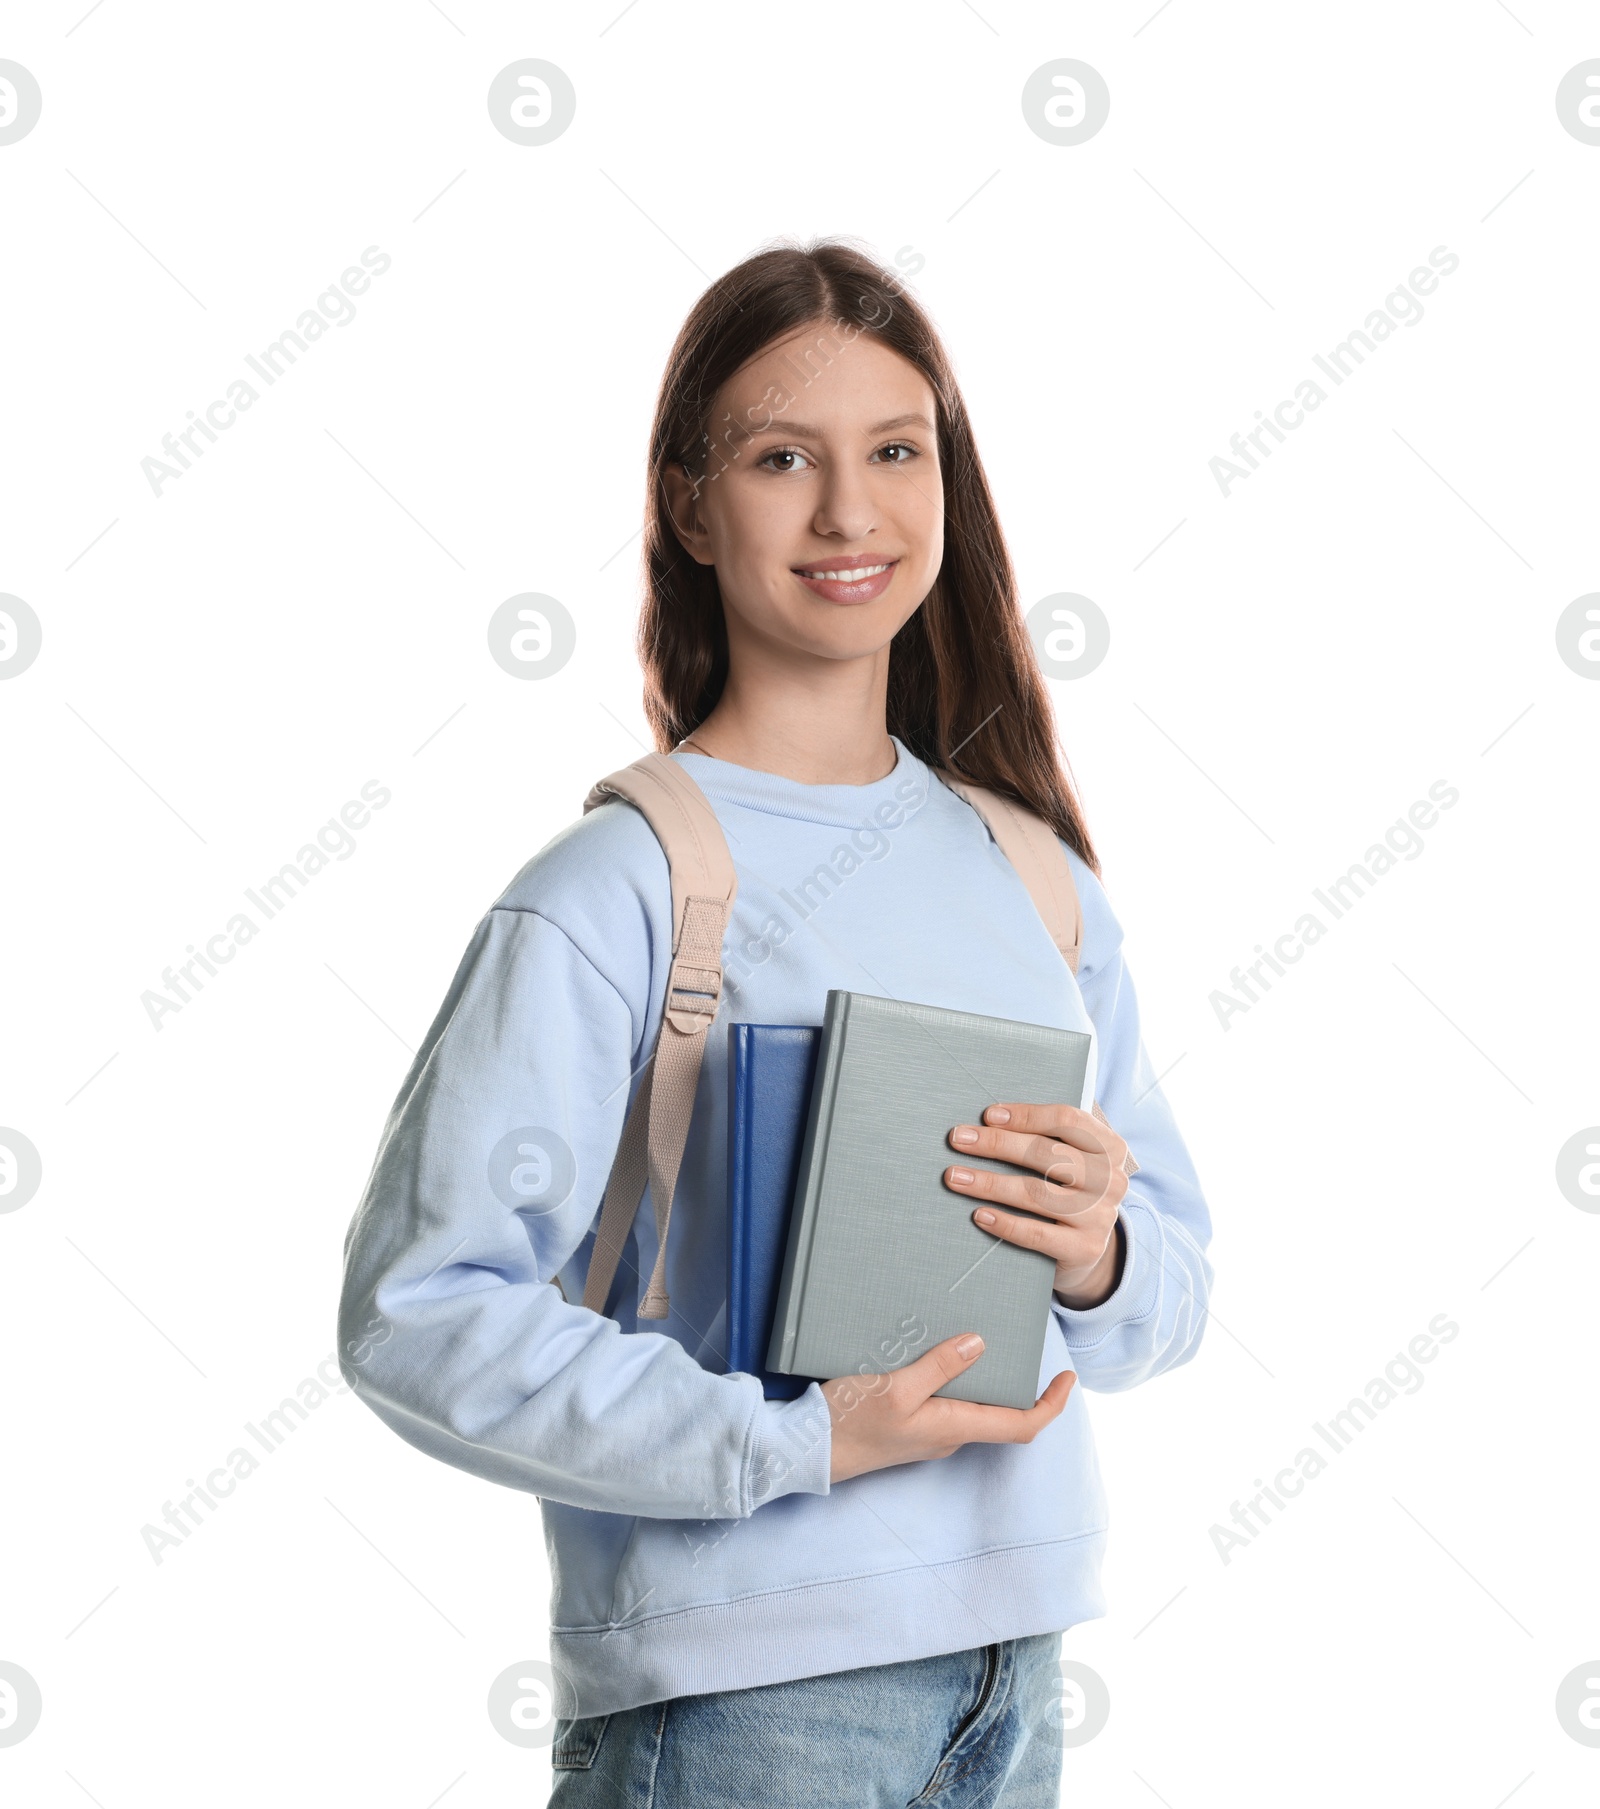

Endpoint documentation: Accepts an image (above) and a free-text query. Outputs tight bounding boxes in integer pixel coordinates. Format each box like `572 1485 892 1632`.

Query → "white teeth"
802 563 891 582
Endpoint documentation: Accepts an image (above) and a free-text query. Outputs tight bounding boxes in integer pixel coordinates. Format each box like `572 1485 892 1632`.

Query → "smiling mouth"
793 560 898 581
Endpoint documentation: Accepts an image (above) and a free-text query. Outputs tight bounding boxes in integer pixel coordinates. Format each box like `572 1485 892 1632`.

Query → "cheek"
893 476 943 561
711 481 799 570
709 507 805 627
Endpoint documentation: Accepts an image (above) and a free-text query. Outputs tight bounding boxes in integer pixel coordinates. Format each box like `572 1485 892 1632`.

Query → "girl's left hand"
944 1103 1129 1309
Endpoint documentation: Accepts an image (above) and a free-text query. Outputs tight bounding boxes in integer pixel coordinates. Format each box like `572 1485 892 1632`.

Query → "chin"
799 610 906 658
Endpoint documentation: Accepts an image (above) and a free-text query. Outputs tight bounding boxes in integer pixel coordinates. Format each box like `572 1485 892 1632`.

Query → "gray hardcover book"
765 989 1093 1411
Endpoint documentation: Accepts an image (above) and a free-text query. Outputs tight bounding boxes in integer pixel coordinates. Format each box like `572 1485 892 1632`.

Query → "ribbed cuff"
743 1381 832 1514
1052 1197 1161 1345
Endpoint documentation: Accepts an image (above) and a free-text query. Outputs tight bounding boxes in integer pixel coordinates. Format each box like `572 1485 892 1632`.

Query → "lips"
792 557 900 604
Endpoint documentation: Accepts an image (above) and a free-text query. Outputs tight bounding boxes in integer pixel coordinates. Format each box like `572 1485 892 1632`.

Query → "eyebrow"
745 411 934 439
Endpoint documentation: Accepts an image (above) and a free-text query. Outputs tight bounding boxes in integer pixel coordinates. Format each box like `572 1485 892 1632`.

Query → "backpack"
578 751 1139 1322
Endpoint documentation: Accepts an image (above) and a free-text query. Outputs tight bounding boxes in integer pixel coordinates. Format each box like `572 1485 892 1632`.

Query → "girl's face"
663 323 944 665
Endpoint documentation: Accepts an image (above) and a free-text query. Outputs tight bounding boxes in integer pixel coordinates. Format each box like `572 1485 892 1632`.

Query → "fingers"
824 1342 1077 1483
901 1338 1077 1437
955 1104 1114 1160
973 1200 1082 1258
908 1331 991 1394
950 1122 1084 1184
943 1161 1093 1222
927 1366 1077 1446
946 1106 1127 1217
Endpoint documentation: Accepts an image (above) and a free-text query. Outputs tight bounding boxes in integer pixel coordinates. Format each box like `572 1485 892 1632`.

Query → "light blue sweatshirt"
337 737 1213 1719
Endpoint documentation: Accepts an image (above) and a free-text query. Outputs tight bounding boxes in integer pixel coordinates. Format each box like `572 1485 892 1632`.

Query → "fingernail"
956 1334 984 1358
974 1209 995 1225
949 1167 974 1185
987 1106 1011 1124
951 1126 978 1145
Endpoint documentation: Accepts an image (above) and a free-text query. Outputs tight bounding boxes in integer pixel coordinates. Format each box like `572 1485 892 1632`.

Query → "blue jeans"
547 1631 1066 1807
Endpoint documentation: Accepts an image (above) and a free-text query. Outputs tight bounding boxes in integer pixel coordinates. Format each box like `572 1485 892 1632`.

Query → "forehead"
715 324 936 429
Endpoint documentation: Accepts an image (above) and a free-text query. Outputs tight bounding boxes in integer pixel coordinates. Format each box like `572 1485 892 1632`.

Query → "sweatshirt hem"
548 1530 1108 1718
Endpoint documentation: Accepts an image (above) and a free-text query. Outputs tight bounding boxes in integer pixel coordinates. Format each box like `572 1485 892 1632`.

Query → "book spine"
767 991 851 1374
726 1025 749 1375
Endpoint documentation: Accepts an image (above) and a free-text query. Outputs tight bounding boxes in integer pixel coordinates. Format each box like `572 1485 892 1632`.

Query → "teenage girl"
338 239 1213 1808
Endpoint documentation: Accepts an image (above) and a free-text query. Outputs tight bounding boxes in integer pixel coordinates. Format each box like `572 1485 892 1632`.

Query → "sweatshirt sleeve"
336 899 832 1520
1049 848 1214 1391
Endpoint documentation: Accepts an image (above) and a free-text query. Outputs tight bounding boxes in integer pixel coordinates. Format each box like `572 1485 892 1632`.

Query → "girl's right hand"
821 1334 1076 1485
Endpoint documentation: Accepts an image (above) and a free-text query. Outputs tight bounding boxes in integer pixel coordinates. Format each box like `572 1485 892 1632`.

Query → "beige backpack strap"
579 753 737 1320
935 769 1084 974
934 767 1138 1179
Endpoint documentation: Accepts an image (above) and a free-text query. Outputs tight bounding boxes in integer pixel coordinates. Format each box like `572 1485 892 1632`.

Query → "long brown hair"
638 235 1100 875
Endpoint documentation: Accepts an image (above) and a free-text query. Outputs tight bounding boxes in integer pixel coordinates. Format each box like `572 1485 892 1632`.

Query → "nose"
811 457 877 543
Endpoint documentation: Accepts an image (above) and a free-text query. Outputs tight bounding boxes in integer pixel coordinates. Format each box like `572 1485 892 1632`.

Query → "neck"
684 646 898 786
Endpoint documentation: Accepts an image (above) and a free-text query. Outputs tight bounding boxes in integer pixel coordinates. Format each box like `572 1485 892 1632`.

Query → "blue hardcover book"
726 1022 822 1400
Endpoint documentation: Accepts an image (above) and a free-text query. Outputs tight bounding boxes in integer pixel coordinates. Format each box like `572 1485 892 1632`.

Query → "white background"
2 2 1597 1804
